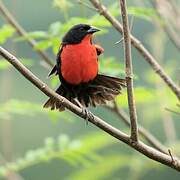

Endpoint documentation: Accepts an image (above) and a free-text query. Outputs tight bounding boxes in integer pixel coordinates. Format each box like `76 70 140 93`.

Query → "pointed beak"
87 26 100 34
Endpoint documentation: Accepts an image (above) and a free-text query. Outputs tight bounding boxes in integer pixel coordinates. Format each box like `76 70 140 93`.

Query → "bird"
43 24 126 111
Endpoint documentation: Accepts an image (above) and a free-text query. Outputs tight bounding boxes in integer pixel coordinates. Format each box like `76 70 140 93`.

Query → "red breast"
61 35 98 85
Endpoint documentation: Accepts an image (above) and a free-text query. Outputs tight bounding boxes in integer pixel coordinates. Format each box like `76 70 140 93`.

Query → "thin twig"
89 0 180 101
129 15 134 33
115 37 123 45
77 0 97 11
0 1 53 67
115 15 134 45
165 108 180 115
1 46 180 171
168 149 175 163
105 102 168 154
120 0 138 142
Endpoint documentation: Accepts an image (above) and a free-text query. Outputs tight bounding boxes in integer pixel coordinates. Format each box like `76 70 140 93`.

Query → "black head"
62 24 100 45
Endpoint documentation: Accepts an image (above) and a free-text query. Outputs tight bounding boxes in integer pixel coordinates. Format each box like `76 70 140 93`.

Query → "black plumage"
43 24 126 111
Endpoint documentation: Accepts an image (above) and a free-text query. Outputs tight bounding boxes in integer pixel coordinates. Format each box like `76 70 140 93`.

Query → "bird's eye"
79 27 84 31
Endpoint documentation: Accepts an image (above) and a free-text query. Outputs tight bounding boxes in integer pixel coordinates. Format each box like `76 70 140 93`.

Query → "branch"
77 0 97 11
89 0 180 101
0 0 53 67
79 0 165 150
1 46 180 171
106 102 168 154
165 108 180 116
119 0 138 141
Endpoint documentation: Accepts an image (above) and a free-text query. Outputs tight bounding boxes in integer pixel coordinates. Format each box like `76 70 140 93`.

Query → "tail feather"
43 74 126 110
80 74 126 107
43 86 66 111
100 75 126 89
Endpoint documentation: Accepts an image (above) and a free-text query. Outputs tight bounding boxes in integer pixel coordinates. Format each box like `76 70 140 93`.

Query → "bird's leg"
73 98 94 125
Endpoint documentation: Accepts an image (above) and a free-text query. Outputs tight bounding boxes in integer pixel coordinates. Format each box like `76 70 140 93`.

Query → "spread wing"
48 46 62 77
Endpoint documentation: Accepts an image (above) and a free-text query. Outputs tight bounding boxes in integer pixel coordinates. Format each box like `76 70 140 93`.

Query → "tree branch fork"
0 0 180 173
89 0 180 101
120 0 138 142
1 45 180 171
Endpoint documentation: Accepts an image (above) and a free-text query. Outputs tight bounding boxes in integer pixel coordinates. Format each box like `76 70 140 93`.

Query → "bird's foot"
73 98 94 125
82 107 94 125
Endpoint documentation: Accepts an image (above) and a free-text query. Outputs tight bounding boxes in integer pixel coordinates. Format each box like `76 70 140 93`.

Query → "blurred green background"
0 0 180 180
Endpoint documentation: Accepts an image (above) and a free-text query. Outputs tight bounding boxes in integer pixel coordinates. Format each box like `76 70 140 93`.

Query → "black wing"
48 64 57 77
47 46 62 77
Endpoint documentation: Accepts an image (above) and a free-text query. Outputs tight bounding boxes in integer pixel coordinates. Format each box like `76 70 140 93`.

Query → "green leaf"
50 76 59 88
34 40 52 50
14 31 48 42
0 99 73 123
0 99 42 117
88 15 111 27
51 37 61 54
0 132 116 177
0 24 15 44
